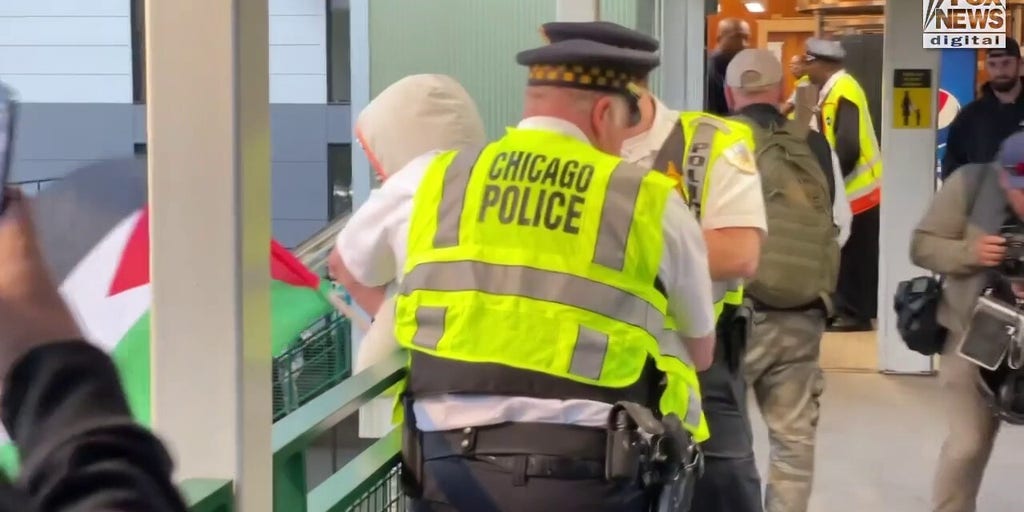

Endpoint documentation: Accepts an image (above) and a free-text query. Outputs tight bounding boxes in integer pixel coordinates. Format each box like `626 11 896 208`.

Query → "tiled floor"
750 370 1024 511
820 330 879 372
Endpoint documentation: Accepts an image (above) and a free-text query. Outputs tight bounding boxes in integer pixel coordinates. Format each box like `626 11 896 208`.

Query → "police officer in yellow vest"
332 38 717 511
803 38 882 332
537 21 768 512
782 54 812 119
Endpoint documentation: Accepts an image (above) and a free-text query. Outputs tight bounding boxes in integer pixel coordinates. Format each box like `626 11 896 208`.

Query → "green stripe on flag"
0 279 333 477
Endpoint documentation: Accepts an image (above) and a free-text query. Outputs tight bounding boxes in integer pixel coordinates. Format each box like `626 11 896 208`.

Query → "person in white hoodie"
327 74 487 373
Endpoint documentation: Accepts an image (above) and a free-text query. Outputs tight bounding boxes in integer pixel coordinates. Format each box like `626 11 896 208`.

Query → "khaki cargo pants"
744 308 827 512
932 329 1000 512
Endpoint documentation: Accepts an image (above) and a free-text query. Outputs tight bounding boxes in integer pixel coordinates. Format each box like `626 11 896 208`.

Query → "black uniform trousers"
689 321 763 512
836 206 880 321
406 419 651 512
410 455 649 512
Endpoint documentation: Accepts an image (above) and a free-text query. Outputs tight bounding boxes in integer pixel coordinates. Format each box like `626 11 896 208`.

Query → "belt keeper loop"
459 427 477 454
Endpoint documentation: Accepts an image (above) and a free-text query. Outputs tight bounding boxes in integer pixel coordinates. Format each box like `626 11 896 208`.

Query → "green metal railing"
185 352 405 512
273 313 353 421
273 350 407 512
182 478 234 512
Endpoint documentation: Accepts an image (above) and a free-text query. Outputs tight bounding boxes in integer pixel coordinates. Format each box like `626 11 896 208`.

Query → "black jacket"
941 78 1024 179
705 49 737 116
0 341 187 512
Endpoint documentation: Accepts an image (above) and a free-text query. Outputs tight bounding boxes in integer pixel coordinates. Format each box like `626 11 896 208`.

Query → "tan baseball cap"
725 48 783 92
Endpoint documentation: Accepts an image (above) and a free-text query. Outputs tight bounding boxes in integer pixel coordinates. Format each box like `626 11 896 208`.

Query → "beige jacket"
352 74 486 373
910 163 1006 334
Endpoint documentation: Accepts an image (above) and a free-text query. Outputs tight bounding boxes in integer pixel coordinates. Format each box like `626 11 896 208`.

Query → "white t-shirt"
336 116 715 431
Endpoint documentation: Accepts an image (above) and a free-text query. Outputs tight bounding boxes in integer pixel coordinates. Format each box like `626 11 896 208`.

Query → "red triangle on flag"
270 240 320 289
107 207 322 297
108 208 150 297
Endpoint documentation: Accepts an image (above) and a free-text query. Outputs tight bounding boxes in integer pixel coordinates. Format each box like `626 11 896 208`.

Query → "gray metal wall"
11 103 352 247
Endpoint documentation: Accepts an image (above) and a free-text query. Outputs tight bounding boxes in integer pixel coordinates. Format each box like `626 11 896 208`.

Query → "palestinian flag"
0 158 333 474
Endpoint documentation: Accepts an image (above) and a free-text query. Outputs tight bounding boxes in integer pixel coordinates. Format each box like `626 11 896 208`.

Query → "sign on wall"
923 0 1007 49
936 49 976 180
893 69 934 129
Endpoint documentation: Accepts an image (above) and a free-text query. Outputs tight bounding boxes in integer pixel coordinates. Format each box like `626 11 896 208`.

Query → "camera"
1000 223 1024 281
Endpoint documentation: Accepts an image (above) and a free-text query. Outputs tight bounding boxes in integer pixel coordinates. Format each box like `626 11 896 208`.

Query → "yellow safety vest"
818 73 882 214
653 112 756 318
395 126 710 442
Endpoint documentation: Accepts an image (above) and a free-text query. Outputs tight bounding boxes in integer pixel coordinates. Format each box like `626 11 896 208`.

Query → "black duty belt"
420 422 608 480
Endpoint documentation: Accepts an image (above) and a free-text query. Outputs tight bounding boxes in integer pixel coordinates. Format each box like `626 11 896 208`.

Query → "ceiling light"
745 1 766 13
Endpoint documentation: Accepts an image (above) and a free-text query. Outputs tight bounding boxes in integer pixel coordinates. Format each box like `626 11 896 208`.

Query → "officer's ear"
590 94 617 130
725 87 739 113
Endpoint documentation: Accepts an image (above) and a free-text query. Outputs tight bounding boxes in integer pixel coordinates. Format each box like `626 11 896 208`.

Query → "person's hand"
973 235 1007 267
0 187 81 378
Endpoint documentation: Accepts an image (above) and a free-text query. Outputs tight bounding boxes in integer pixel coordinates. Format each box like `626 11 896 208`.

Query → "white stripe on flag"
59 210 150 353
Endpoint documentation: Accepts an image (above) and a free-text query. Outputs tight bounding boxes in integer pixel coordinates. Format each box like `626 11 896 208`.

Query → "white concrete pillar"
557 0 600 22
659 0 706 111
145 0 273 508
878 2 940 374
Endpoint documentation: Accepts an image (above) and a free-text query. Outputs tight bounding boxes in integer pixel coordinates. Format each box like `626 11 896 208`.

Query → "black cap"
540 21 660 53
516 39 658 96
987 38 1022 59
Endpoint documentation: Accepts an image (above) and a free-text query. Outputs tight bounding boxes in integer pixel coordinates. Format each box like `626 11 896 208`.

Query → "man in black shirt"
942 38 1024 179
706 18 751 116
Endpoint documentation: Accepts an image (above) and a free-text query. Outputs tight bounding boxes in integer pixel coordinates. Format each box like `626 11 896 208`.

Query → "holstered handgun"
605 402 703 512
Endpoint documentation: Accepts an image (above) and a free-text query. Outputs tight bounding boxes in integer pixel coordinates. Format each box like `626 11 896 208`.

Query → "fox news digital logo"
924 0 1006 49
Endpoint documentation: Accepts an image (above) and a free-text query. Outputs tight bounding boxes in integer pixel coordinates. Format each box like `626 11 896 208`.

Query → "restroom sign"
923 0 1006 49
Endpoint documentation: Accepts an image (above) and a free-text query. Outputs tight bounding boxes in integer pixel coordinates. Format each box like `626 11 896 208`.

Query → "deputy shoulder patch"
722 143 758 175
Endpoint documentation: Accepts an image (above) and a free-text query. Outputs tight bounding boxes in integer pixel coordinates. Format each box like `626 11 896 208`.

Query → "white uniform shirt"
829 150 853 247
337 116 715 431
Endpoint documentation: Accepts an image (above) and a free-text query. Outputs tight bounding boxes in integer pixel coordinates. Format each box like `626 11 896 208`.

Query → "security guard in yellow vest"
333 38 717 511
782 54 812 119
538 21 767 512
804 38 882 332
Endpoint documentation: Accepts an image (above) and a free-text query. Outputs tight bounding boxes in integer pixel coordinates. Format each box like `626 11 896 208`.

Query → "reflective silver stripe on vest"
593 161 648 270
684 121 718 219
570 326 610 380
686 389 702 427
412 305 447 349
433 145 486 248
402 261 665 335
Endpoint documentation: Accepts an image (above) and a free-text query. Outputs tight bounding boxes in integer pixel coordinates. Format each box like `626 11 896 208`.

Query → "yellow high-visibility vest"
395 126 710 442
818 73 882 214
654 112 756 318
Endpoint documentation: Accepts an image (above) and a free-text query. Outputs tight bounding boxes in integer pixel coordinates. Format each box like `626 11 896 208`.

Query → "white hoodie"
350 74 486 374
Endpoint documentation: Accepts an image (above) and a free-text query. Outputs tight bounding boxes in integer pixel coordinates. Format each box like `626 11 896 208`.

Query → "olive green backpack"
735 116 840 311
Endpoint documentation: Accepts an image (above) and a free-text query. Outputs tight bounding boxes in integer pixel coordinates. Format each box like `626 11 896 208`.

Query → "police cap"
540 21 660 53
516 39 659 96
804 38 845 63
